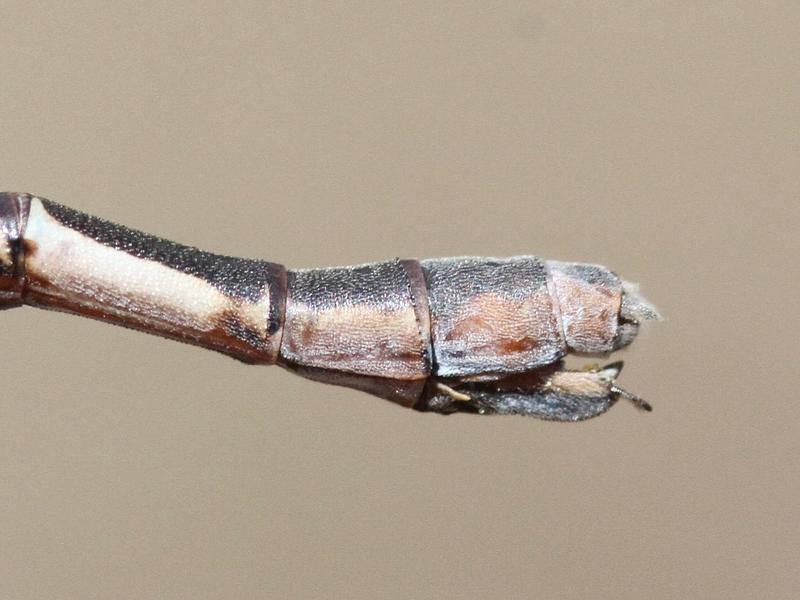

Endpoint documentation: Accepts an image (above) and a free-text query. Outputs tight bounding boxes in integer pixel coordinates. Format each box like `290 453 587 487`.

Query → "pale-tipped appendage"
419 361 651 421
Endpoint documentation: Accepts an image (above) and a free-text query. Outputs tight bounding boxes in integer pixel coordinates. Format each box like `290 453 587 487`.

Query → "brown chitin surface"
278 259 431 406
0 193 29 308
18 195 286 364
545 260 622 354
421 257 566 378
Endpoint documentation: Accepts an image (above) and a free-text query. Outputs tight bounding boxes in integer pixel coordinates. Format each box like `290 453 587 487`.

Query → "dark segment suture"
0 193 31 307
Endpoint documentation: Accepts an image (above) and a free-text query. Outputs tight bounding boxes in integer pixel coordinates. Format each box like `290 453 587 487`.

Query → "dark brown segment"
0 193 30 309
421 256 566 378
279 259 431 382
286 364 427 408
265 262 288 355
399 258 432 368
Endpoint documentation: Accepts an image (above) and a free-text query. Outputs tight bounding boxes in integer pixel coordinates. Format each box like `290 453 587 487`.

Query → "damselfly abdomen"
0 193 660 421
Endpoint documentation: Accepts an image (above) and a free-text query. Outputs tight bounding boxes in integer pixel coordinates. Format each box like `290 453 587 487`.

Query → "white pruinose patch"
22 198 264 337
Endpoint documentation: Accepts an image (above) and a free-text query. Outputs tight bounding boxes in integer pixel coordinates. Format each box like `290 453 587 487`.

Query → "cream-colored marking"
23 198 271 345
283 301 426 378
549 371 610 396
0 235 12 267
550 364 622 397
436 382 472 402
597 365 620 381
237 296 273 338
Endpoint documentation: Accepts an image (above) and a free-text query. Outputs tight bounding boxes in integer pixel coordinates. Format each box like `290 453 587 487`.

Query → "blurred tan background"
1 2 798 599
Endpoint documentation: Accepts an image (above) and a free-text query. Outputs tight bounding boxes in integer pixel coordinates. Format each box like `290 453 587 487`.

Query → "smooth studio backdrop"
1 3 798 599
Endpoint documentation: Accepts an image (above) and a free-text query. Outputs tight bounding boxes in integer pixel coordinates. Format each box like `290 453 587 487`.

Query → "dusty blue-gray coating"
422 389 616 421
420 256 564 377
285 260 413 310
548 261 620 288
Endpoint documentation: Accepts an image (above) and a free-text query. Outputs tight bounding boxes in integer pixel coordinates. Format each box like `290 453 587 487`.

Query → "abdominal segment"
0 193 286 363
281 256 657 416
420 257 565 377
0 192 659 419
